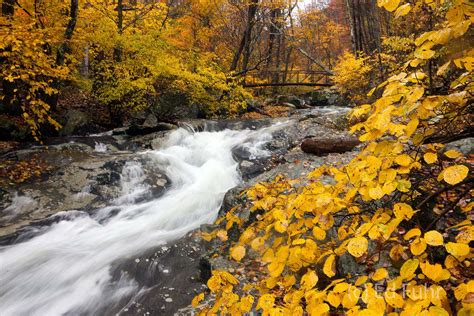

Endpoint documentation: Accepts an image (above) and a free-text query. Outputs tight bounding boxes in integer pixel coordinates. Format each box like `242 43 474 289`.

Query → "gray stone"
60 109 100 136
444 137 474 155
280 102 297 109
142 113 159 128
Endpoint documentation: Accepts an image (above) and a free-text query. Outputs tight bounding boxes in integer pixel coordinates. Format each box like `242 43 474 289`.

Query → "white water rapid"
0 124 284 315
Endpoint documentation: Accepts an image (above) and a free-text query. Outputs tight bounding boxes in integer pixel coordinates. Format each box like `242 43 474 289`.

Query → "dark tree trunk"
241 0 258 72
47 0 79 110
230 34 246 72
231 0 258 72
114 0 124 62
56 0 79 66
345 0 382 57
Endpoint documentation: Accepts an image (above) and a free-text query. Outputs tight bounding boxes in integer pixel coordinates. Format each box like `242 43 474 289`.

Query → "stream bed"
0 106 352 315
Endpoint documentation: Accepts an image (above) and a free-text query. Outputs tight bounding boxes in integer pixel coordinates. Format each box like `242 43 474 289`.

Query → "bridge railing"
243 70 332 87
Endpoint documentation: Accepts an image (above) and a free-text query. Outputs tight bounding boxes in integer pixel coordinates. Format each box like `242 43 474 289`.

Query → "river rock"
444 137 474 155
276 95 306 108
107 232 210 316
280 102 297 109
142 113 159 128
301 136 361 155
126 122 177 136
60 109 102 136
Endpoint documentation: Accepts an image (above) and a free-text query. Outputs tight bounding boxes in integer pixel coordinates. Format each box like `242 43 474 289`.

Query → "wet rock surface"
0 146 170 240
106 233 210 316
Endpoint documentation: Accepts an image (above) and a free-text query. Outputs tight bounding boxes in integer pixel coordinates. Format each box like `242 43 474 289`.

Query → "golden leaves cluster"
196 0 473 314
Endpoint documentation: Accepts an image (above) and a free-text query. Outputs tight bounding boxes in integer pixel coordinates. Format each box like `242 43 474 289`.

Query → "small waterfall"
0 124 285 316
115 161 149 205
94 142 108 153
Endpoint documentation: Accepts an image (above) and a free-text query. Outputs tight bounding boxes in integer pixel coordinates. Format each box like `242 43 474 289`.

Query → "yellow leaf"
400 258 419 279
415 48 436 60
424 230 444 246
420 261 450 282
262 249 274 263
394 3 411 18
342 287 361 308
347 236 368 258
454 283 468 301
313 226 327 240
443 165 469 185
268 261 285 277
456 228 474 244
397 179 411 192
393 203 414 220
355 275 368 286
326 291 341 307
307 303 329 315
382 0 400 12
251 237 265 251
405 117 419 137
216 229 228 241
230 245 246 262
390 244 405 261
422 96 442 110
192 293 205 307
444 149 462 159
257 294 275 311
395 154 412 166
437 61 451 76
239 295 254 313
404 228 422 240
323 254 336 278
333 282 350 293
301 269 318 290
207 275 221 292
369 186 384 200
410 237 427 255
428 306 449 316
372 268 388 281
274 220 288 233
384 290 404 308
445 242 470 258
406 86 425 104
424 152 438 164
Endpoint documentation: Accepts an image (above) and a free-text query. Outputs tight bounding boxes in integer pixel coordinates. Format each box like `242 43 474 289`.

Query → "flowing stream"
0 124 283 315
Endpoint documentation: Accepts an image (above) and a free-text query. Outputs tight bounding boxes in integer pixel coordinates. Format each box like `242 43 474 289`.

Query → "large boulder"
307 90 330 106
301 136 361 155
306 89 347 107
60 109 101 136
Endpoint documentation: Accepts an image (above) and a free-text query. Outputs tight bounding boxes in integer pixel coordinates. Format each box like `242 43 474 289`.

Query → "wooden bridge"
243 70 333 88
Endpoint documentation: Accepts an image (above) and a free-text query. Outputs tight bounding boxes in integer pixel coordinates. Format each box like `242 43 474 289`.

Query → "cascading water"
0 124 285 316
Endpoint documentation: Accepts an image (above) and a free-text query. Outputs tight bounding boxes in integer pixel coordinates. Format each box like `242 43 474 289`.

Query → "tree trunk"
56 0 79 66
114 0 124 62
241 0 258 72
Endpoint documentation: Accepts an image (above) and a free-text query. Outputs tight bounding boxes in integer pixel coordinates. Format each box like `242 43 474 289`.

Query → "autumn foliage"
194 0 473 315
